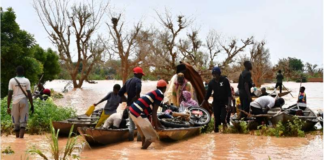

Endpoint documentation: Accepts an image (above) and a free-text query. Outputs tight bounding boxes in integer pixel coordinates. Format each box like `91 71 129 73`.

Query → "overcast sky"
3 0 323 66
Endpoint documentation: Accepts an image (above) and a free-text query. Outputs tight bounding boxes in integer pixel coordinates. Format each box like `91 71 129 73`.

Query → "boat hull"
270 113 317 131
53 109 102 136
157 127 201 141
52 121 96 135
270 104 318 131
77 127 130 146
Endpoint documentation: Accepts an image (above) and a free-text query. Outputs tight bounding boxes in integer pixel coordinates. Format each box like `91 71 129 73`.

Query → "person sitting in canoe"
179 91 198 112
260 87 269 97
170 73 193 107
94 84 122 128
129 80 167 149
298 86 306 103
250 96 285 115
103 109 128 129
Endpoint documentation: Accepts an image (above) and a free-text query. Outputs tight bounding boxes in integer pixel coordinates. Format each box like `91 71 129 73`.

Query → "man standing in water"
7 66 34 138
275 70 284 93
237 61 253 119
118 67 144 141
203 67 232 132
129 80 167 149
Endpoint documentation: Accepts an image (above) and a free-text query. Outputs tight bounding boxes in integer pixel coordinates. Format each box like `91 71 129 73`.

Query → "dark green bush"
1 97 76 134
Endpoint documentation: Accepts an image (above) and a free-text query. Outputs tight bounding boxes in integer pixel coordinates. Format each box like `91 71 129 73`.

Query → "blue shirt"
118 77 142 106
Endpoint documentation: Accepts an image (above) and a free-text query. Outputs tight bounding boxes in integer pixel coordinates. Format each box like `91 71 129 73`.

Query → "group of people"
6 62 307 150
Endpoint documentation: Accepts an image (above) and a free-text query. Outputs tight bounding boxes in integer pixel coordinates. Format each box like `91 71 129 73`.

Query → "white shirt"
8 77 31 104
250 96 275 109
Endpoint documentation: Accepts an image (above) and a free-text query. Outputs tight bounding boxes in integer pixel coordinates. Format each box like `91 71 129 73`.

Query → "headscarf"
180 91 198 108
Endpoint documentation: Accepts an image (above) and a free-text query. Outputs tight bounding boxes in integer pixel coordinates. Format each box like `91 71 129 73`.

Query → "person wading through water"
129 80 167 149
237 61 253 119
275 70 284 93
118 67 144 141
201 67 232 132
7 66 35 138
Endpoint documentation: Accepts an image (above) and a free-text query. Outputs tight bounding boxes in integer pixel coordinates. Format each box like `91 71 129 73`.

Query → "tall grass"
28 120 84 160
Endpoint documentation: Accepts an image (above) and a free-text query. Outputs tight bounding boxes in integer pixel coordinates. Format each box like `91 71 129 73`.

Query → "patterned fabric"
171 80 193 107
180 91 198 108
129 89 164 118
298 92 306 103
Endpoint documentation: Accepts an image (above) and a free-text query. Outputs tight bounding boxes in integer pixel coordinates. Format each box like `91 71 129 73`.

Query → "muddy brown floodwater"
1 80 323 160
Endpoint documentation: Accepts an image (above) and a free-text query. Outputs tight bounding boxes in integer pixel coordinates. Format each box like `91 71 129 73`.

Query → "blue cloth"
212 67 221 75
118 77 142 106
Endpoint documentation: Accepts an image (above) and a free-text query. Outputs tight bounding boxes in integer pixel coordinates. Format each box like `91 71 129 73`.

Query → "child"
179 91 198 112
94 84 122 128
298 86 306 103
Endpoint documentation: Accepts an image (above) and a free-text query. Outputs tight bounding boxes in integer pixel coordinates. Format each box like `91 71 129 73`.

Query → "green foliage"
33 45 61 83
255 118 305 137
288 57 304 71
2 146 14 154
1 8 60 98
28 121 84 160
1 97 76 134
201 117 215 133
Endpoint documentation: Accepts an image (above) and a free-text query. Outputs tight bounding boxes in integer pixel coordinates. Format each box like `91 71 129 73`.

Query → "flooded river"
1 80 323 160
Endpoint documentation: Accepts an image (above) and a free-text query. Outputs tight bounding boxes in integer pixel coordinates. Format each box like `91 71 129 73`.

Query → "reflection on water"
1 80 323 160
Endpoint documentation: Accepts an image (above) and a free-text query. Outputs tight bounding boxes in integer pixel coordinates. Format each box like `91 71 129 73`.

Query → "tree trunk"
121 58 129 84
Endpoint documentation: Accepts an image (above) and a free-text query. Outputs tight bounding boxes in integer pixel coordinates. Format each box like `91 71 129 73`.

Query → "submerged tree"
33 0 108 88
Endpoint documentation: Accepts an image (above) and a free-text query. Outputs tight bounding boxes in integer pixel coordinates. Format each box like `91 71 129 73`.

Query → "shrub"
1 97 76 134
255 117 305 137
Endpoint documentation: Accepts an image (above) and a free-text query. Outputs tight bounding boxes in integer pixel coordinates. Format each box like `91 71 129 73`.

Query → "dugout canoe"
157 127 201 141
270 103 320 131
52 109 102 136
78 126 201 146
77 127 130 146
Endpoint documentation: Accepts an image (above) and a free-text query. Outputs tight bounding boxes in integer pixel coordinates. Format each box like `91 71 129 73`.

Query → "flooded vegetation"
1 80 323 160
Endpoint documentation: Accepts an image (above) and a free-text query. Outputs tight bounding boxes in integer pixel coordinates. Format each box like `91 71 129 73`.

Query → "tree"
288 57 304 71
220 36 254 67
249 41 273 87
33 45 61 83
34 0 108 88
178 30 208 70
152 11 191 78
107 14 148 83
275 58 293 81
1 8 60 97
206 30 221 69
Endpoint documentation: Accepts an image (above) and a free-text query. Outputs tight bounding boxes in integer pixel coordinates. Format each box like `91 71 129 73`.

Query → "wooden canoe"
277 91 292 97
52 109 102 136
157 127 201 141
270 104 319 131
77 127 129 146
